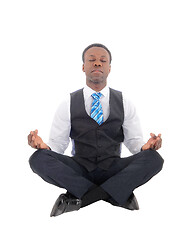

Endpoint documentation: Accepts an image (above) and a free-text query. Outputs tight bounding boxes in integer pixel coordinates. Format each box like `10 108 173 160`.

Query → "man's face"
82 47 111 86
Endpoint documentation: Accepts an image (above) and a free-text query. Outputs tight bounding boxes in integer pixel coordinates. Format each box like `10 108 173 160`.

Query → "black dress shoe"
122 193 139 210
50 193 82 217
105 193 139 210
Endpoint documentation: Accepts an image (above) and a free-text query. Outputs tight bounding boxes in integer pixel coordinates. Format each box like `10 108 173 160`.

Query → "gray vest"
70 88 124 171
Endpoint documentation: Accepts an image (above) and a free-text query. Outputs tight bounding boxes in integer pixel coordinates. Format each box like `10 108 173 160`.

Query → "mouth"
91 70 103 73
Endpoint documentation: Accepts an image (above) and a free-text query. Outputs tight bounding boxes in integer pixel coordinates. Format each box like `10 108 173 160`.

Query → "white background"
0 0 183 239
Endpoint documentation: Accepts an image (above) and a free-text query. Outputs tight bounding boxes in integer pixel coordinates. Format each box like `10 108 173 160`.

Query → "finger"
34 129 38 135
154 145 159 150
150 133 157 140
148 138 156 145
37 138 43 149
37 143 40 149
33 130 38 137
30 130 38 137
154 139 160 147
32 137 38 148
154 140 160 149
154 139 162 150
156 141 162 150
28 134 32 144
33 140 38 148
158 140 162 148
151 138 158 148
150 133 155 138
150 142 155 149
157 138 162 145
29 140 36 148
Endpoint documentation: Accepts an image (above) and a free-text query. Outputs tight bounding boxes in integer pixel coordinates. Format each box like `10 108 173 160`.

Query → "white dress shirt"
48 85 145 155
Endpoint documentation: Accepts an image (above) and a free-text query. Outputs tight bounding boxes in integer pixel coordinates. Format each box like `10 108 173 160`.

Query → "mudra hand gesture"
142 133 162 151
28 129 50 150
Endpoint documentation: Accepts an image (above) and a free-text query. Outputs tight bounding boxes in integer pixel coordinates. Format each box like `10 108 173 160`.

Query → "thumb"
150 133 156 138
34 129 38 135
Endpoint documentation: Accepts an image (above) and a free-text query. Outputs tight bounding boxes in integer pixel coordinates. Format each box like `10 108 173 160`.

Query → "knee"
29 149 48 172
145 149 164 172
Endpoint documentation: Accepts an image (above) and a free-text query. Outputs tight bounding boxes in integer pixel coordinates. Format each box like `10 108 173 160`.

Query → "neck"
86 81 107 92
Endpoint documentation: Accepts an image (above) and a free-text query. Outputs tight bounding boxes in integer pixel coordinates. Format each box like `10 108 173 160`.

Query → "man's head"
82 43 112 91
82 43 112 64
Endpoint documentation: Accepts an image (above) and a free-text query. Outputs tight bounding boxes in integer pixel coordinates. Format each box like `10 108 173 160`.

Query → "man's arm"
123 97 145 153
122 97 162 153
28 95 71 153
46 95 71 154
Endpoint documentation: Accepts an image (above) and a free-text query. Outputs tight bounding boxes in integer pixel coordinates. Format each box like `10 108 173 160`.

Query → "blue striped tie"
91 92 104 125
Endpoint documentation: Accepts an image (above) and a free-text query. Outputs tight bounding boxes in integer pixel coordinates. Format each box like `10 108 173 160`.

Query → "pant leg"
80 159 139 207
29 149 94 199
101 149 164 205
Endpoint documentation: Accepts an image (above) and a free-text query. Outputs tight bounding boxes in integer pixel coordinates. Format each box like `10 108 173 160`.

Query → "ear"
82 64 85 72
109 65 111 73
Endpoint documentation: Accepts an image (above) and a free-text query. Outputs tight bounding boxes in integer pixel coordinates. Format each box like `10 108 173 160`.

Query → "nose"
94 61 102 67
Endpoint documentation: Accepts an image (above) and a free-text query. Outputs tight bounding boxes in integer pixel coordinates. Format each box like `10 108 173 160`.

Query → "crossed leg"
101 149 164 206
29 149 164 209
29 149 94 199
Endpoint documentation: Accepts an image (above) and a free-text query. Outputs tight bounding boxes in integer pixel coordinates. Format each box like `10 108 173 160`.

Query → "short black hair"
82 43 112 63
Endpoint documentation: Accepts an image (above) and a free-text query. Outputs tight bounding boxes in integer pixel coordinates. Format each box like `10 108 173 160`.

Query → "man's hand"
142 133 162 151
28 129 50 150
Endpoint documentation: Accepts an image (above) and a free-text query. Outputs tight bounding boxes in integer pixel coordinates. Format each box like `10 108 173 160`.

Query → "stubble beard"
87 76 106 85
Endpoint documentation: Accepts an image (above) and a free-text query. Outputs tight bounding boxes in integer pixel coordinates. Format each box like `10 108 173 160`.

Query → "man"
28 43 163 217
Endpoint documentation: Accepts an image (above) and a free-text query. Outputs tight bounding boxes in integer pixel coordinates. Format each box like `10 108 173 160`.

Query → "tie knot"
92 92 102 100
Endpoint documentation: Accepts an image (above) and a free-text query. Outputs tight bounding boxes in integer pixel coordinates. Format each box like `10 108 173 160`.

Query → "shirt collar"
84 85 109 100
